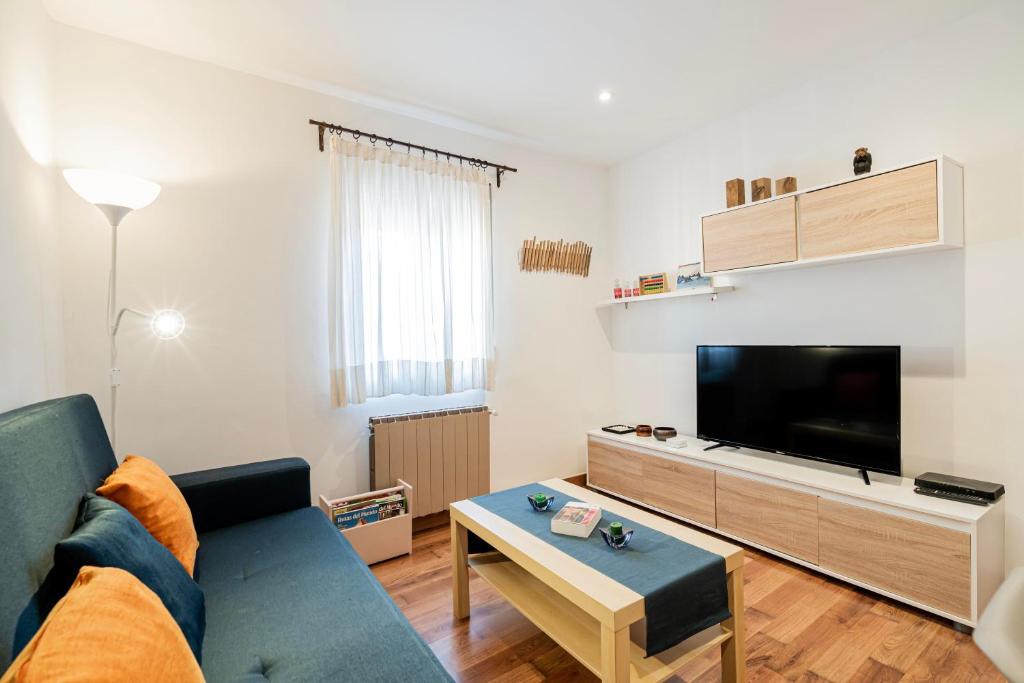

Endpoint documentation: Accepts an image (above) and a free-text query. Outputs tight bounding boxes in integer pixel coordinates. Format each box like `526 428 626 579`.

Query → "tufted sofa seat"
0 395 451 682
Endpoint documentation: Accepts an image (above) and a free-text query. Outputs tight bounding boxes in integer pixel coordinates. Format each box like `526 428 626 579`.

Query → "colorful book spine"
334 505 381 529
330 493 408 529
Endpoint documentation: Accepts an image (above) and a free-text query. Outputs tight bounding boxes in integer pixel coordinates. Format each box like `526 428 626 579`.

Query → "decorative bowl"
653 427 677 442
599 524 634 549
527 493 555 512
635 424 653 437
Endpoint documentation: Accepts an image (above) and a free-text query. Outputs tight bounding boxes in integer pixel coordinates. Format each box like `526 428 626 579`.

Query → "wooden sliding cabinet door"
586 439 717 527
799 161 939 259
701 196 797 272
716 473 819 563
640 455 716 527
818 498 971 618
586 438 645 502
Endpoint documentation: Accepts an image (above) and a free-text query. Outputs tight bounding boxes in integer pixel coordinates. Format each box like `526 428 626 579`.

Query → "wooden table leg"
600 623 629 683
451 517 470 620
721 562 747 683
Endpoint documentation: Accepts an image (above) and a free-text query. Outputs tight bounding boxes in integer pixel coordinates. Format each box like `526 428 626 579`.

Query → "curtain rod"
309 119 518 187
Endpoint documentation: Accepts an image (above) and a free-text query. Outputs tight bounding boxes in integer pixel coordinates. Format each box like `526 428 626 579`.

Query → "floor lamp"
62 169 185 452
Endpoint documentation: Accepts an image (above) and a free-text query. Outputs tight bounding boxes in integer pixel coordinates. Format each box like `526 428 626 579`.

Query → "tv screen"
697 346 901 476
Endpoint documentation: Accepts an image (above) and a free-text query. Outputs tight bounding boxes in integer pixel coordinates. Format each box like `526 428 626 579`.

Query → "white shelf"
597 285 733 308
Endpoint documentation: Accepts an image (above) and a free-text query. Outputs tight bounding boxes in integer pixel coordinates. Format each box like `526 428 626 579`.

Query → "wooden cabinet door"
818 499 971 618
716 473 819 563
701 196 797 272
640 454 716 527
799 161 938 258
586 439 644 502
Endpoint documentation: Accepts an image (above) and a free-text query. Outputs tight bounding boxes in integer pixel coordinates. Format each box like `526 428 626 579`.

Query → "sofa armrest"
171 457 311 534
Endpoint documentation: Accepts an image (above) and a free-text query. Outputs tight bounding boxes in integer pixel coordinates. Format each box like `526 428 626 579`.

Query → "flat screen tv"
696 346 901 476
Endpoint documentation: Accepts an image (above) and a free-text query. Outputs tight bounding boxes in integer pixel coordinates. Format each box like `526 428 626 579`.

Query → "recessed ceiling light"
598 90 613 104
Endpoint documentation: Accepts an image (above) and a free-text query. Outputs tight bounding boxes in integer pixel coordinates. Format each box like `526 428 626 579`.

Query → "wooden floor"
372 521 1004 682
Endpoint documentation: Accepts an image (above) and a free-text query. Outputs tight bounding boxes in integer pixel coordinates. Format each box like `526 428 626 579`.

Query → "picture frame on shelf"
677 262 711 289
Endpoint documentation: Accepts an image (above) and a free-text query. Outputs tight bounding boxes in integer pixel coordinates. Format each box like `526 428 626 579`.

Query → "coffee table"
450 478 746 683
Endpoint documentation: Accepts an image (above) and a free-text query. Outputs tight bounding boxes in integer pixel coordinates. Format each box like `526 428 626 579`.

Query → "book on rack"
334 505 381 529
550 502 601 538
330 492 403 516
331 492 408 529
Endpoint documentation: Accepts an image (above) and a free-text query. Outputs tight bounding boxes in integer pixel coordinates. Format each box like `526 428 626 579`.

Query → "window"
327 138 494 406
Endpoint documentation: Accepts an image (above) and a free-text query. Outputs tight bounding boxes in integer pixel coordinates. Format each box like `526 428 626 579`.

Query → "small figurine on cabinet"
853 147 872 175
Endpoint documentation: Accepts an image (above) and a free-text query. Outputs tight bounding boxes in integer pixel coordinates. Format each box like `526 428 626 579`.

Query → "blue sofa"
0 395 452 682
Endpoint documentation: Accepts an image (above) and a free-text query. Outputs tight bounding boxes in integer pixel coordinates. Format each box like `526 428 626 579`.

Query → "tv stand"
703 442 731 452
586 430 1005 630
859 469 871 485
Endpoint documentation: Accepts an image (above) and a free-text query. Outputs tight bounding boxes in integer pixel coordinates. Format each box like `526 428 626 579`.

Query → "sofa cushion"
0 566 203 683
97 455 200 576
0 395 117 670
196 507 451 683
54 495 205 662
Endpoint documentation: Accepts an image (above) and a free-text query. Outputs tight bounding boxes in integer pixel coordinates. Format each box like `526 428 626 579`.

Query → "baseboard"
563 473 587 487
412 510 450 532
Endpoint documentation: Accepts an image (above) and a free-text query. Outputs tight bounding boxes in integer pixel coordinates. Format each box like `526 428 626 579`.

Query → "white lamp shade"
62 169 161 210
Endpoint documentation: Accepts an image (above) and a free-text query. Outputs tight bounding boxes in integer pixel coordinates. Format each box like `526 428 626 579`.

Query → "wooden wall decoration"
519 237 592 276
725 178 745 208
776 176 798 195
751 177 773 201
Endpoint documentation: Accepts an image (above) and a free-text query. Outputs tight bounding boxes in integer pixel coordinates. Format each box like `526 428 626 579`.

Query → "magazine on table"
550 502 602 538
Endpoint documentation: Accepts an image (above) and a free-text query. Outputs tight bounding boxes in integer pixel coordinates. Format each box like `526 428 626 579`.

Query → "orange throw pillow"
97 455 199 576
0 566 204 683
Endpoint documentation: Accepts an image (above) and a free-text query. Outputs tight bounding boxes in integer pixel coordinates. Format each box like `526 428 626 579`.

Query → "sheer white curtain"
328 136 495 406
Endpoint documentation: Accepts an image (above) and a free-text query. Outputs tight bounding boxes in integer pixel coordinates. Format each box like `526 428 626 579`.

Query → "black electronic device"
914 472 1004 504
697 345 901 477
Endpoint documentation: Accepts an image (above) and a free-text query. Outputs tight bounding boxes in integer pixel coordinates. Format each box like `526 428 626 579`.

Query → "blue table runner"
468 484 729 657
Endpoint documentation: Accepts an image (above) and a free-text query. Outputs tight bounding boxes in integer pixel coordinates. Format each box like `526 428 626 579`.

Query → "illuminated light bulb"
150 310 185 340
598 90 613 103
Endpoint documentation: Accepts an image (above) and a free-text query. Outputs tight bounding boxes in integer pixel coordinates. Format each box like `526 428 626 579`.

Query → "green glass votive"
609 521 624 538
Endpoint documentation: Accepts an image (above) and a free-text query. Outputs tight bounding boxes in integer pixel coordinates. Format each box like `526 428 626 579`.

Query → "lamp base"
96 203 132 228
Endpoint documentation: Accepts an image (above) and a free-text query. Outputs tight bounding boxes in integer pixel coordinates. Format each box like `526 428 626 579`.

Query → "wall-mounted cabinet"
700 156 963 275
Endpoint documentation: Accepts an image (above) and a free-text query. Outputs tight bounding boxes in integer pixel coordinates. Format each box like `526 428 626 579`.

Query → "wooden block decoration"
775 176 797 195
725 178 745 208
519 237 591 277
751 177 772 202
638 272 667 295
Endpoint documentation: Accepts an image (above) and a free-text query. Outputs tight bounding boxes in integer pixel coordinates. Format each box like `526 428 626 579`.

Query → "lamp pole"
61 170 184 455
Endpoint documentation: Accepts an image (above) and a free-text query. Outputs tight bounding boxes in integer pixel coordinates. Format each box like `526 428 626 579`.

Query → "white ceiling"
44 0 986 164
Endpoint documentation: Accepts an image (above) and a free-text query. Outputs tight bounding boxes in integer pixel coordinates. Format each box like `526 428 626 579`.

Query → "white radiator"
369 406 490 517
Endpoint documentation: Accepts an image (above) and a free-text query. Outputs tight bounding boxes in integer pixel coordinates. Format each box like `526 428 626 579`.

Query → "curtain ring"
370 135 378 146
385 139 393 148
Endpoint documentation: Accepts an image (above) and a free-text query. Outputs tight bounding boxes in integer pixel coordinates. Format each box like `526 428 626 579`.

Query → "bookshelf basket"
319 479 413 565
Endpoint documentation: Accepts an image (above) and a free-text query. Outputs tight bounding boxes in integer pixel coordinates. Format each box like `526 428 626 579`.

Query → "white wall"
0 0 64 412
610 1 1024 568
51 23 613 498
